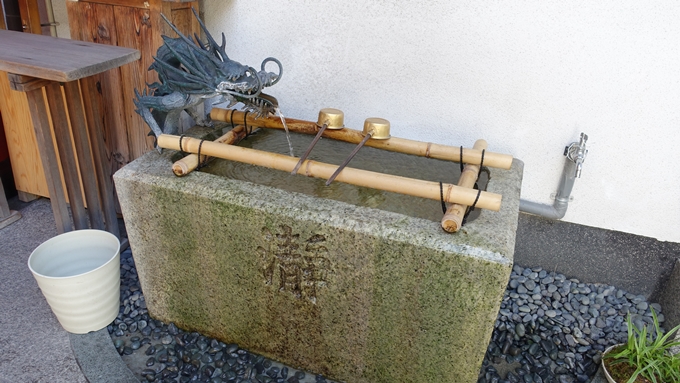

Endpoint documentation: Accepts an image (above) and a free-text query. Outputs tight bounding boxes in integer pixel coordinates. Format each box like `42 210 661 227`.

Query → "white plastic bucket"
28 229 120 334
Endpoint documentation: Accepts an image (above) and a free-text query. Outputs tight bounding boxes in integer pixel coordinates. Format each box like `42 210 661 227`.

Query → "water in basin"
199 127 486 223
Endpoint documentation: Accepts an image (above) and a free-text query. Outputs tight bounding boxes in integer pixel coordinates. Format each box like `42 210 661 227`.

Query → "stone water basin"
114 126 523 383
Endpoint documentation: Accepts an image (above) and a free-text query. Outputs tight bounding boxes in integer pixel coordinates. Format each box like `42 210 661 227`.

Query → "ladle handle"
291 124 327 175
325 131 373 186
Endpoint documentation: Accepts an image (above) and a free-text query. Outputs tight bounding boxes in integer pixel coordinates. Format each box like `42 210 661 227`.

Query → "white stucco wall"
48 0 679 242
202 0 680 243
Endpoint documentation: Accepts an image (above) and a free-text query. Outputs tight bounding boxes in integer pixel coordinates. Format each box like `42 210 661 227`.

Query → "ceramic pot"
28 230 120 334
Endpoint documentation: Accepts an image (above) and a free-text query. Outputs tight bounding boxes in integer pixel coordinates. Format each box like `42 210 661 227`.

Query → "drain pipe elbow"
519 198 568 220
519 133 588 220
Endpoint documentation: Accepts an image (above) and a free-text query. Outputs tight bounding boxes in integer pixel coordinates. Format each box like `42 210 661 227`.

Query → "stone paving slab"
0 198 87 383
70 329 139 383
0 197 138 383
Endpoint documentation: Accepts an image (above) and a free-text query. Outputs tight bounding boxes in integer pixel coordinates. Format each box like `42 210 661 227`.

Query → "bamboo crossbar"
441 139 488 232
172 125 247 176
210 108 513 170
157 134 502 211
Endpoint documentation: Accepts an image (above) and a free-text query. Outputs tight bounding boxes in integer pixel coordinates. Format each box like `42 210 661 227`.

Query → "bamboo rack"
441 139 488 232
210 108 513 170
172 125 247 176
157 134 503 211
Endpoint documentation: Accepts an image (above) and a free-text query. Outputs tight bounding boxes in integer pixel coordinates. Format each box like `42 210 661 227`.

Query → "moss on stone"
114 149 522 383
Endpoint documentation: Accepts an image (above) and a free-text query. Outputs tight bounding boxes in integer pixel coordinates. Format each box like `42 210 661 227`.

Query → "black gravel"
110 248 335 383
111 249 666 383
477 264 666 383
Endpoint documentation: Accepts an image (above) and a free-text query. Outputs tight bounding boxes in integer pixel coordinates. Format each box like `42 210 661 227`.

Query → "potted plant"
602 309 680 383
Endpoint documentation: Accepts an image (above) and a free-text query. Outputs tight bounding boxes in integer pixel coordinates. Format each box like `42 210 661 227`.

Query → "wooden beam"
25 87 72 233
7 73 51 92
63 80 106 229
0 2 7 31
17 0 42 34
44 82 89 230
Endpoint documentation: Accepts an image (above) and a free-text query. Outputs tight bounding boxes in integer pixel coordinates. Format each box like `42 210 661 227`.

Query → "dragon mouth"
216 81 256 94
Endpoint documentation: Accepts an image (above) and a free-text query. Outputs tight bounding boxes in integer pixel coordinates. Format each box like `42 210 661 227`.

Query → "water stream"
274 107 295 157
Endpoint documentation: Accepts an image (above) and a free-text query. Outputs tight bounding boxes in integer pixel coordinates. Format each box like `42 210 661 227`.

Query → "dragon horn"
194 33 206 51
160 35 203 76
190 7 229 61
152 56 213 89
159 12 215 63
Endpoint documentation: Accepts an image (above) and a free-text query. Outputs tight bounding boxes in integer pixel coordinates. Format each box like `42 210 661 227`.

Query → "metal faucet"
565 133 588 178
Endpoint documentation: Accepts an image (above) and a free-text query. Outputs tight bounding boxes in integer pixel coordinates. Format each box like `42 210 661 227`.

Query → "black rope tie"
178 134 187 155
243 111 252 136
462 189 482 226
478 149 486 178
196 139 208 170
229 109 236 130
462 149 486 226
439 182 447 214
441 145 491 229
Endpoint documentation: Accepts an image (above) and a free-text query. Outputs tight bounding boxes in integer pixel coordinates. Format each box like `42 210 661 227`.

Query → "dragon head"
154 8 283 117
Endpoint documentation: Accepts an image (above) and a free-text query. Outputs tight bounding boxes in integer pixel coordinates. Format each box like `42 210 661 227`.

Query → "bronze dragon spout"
134 8 282 150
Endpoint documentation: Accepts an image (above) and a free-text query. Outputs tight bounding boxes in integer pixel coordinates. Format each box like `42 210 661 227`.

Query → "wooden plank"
0 71 50 198
76 0 152 9
165 1 199 37
114 6 158 159
17 0 42 34
159 0 198 38
7 73 52 92
0 29 140 82
67 1 132 177
17 190 40 202
80 76 120 238
63 80 106 230
0 3 7 30
44 82 88 230
78 0 196 6
25 87 72 233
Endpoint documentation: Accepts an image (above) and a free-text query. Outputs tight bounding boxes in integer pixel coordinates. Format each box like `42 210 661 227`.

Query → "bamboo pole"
172 125 247 176
157 134 503 211
441 139 488 233
211 108 513 169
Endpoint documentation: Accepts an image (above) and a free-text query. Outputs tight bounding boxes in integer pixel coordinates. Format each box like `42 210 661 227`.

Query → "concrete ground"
0 197 610 383
0 197 136 383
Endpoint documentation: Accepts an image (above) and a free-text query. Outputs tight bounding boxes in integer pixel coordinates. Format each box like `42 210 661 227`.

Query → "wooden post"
0 29 138 236
63 80 106 230
0 177 21 229
80 77 121 238
441 139 488 233
24 87 72 233
44 82 89 230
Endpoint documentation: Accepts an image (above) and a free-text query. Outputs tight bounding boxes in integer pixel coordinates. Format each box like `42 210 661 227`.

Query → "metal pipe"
44 0 58 37
519 133 588 220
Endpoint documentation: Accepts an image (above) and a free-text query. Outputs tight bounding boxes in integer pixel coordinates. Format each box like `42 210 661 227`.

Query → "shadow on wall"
514 213 680 329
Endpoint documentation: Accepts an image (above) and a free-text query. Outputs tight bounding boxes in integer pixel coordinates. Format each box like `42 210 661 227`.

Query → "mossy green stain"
116 149 521 383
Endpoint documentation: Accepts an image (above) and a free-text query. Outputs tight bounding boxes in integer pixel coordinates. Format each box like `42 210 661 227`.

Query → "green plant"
604 308 680 383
